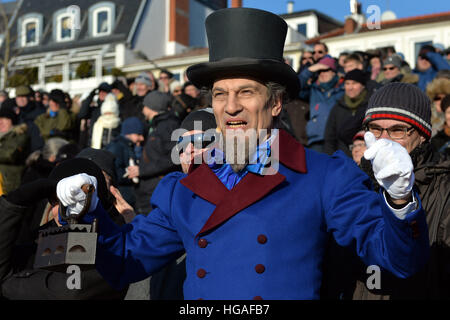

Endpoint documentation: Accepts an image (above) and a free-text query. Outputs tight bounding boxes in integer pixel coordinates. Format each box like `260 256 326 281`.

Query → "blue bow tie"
206 130 278 190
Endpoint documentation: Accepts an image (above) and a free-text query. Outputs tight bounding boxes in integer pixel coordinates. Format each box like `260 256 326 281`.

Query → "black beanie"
49 89 66 107
363 82 432 139
180 108 216 132
76 147 117 183
0 107 18 125
344 69 367 86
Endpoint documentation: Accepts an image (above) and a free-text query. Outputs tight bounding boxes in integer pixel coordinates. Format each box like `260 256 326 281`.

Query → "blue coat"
413 52 450 91
298 69 344 145
87 130 429 299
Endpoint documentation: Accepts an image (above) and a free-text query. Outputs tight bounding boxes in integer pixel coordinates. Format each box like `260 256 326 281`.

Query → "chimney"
287 1 294 14
344 17 357 34
231 0 242 8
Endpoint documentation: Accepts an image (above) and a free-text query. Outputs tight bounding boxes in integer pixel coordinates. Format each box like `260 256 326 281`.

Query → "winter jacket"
298 68 344 145
352 143 450 299
34 108 74 141
0 124 29 194
380 72 419 86
135 112 180 214
431 127 450 154
413 52 450 92
105 135 139 207
323 93 369 157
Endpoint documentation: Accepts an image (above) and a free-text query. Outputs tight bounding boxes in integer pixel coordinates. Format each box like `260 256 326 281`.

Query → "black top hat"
187 8 300 98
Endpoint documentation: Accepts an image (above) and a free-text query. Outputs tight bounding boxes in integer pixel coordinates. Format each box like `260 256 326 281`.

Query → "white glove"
56 173 99 215
363 132 414 200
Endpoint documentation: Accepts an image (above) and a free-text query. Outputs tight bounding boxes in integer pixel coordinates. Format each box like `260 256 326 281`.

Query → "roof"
306 11 450 44
280 9 342 25
7 0 146 56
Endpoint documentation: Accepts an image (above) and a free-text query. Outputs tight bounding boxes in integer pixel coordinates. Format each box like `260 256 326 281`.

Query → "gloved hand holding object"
56 173 99 216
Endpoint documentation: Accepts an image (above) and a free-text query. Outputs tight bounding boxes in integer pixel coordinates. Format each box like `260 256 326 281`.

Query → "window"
96 10 109 34
297 23 307 37
19 14 42 47
57 13 75 41
415 40 433 61
90 3 115 37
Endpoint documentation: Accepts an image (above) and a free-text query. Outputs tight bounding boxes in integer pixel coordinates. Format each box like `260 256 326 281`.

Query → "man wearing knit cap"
56 8 429 300
381 54 418 85
299 55 344 153
34 89 74 141
349 82 450 299
128 90 180 214
324 69 369 156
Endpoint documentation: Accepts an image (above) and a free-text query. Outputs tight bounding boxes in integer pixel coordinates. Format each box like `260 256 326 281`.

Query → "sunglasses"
176 133 215 154
314 50 324 54
383 66 397 71
434 95 445 101
318 68 332 73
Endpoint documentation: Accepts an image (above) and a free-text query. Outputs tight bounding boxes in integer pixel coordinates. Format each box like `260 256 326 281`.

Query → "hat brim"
187 58 300 99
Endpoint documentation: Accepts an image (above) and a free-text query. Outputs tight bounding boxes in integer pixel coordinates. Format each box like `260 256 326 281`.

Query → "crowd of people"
0 6 449 300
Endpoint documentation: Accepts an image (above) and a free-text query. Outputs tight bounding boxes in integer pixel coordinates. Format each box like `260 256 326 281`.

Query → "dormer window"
94 8 111 36
89 2 115 37
57 13 75 42
18 13 43 47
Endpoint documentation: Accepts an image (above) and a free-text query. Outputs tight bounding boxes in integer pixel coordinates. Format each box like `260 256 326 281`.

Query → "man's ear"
271 98 282 117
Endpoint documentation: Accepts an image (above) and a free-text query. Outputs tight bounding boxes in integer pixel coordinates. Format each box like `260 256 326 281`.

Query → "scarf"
91 114 121 149
318 75 339 92
344 89 367 110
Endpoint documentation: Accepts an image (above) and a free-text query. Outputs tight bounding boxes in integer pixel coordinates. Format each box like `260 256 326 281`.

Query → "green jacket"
0 124 29 194
34 108 73 141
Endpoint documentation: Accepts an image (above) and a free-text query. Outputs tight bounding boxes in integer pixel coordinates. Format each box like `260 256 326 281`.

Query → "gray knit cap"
363 82 432 139
143 91 171 113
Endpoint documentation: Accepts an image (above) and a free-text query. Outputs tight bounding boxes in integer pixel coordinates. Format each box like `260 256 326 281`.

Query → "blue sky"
231 0 450 22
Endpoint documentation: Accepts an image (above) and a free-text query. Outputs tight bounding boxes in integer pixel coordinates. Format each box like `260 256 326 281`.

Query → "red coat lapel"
180 129 307 236
180 162 229 205
196 171 286 236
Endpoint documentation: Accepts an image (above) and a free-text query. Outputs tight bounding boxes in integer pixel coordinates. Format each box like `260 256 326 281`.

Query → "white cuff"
383 192 417 220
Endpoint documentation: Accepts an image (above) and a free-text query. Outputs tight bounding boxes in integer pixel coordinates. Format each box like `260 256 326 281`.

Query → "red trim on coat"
179 129 307 236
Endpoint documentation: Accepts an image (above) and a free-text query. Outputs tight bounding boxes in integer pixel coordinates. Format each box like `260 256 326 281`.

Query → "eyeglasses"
383 66 397 71
314 50 324 54
176 133 215 154
366 124 415 140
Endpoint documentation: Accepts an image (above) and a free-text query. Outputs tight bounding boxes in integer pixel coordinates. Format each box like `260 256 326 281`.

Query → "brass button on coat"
197 268 207 278
198 238 208 248
257 234 267 244
255 264 265 274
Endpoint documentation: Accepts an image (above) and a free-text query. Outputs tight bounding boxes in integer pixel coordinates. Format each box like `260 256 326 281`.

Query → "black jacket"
135 112 180 214
323 94 368 157
355 143 450 299
105 135 139 207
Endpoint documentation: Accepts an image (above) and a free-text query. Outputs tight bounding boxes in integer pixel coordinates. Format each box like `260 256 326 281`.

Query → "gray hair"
42 137 69 160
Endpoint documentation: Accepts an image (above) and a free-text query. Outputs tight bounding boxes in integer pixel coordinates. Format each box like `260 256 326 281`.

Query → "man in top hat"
55 8 429 299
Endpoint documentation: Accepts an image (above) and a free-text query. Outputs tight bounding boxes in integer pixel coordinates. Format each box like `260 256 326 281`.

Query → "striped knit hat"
363 82 432 140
